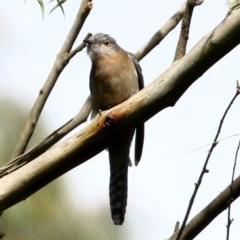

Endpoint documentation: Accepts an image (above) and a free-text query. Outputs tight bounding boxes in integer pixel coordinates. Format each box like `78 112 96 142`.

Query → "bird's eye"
103 39 110 46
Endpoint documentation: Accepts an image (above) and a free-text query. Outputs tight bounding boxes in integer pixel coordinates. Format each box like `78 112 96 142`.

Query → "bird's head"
84 33 120 60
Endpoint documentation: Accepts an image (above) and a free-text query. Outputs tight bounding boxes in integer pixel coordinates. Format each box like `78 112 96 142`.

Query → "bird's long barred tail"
109 160 129 225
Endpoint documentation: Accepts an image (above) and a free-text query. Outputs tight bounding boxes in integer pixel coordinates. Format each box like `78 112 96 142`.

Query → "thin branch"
135 0 203 61
226 136 240 240
169 174 240 240
0 96 92 177
0 7 240 214
176 83 240 240
68 33 92 59
11 0 93 158
173 0 203 61
135 3 185 61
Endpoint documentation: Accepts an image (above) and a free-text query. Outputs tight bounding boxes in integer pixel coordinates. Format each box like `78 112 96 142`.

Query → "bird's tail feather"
108 131 134 225
109 157 129 225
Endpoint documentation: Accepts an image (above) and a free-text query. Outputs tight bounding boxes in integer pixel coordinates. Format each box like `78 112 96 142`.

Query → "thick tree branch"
11 0 92 158
0 6 240 220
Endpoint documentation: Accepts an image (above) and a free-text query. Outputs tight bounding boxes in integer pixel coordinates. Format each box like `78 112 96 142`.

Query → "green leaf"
37 0 45 18
49 0 67 15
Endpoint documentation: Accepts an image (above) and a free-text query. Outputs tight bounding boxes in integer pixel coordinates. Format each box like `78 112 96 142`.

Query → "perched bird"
84 33 144 225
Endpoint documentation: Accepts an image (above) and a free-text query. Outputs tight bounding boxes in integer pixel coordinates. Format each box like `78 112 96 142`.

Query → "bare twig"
135 1 203 61
135 3 186 61
11 0 93 158
169 174 240 240
176 83 240 240
226 136 240 240
173 0 203 61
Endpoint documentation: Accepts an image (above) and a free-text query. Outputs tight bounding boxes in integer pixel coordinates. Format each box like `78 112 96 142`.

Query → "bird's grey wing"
128 53 144 166
128 53 144 90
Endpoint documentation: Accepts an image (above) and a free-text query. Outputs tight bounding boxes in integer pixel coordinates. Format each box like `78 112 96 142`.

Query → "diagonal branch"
175 83 240 240
226 137 240 240
135 0 203 61
0 96 92 177
0 7 240 214
173 0 203 61
168 174 240 240
135 2 186 61
11 0 93 158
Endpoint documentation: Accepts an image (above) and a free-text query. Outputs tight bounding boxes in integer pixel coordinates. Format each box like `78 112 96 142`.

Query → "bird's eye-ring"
103 39 110 46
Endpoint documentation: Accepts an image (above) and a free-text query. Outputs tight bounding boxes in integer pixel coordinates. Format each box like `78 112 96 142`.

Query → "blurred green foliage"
0 94 125 239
